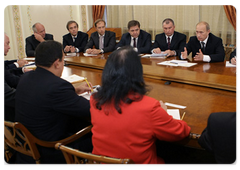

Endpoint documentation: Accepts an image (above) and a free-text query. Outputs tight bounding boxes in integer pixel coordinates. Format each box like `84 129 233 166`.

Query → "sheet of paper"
167 109 180 120
165 102 186 109
150 52 167 58
157 60 197 67
83 53 98 57
225 61 236 67
23 57 35 61
79 85 100 100
65 53 77 56
62 74 85 84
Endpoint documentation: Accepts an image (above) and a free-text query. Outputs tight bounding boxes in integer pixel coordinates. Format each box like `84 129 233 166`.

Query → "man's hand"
194 49 204 61
181 47 188 59
34 33 44 42
153 48 161 54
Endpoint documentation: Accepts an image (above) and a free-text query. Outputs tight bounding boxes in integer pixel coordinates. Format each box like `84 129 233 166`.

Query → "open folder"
62 74 85 84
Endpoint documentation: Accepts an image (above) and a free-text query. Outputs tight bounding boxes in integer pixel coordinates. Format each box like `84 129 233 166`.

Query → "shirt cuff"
75 48 79 53
203 55 211 62
14 62 19 68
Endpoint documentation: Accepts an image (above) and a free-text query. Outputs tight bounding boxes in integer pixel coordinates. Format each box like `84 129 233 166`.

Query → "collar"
165 33 174 39
131 36 138 40
98 33 105 37
201 35 209 44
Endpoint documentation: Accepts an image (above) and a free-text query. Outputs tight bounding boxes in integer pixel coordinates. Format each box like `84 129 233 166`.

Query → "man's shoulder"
174 31 186 38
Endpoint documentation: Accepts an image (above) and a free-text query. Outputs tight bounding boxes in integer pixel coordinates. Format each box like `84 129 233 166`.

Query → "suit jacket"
84 31 116 53
15 67 91 163
152 31 186 56
63 31 88 52
229 49 236 63
185 33 225 62
25 33 53 57
115 30 152 53
198 112 236 163
90 94 190 164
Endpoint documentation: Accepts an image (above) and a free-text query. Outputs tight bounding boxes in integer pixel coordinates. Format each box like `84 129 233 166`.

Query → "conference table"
61 52 236 149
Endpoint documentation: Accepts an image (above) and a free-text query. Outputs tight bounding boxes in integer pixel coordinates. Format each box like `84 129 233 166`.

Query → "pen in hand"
84 78 93 92
181 112 186 120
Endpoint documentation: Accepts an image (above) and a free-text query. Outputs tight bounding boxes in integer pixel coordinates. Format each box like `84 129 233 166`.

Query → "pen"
181 112 186 120
84 78 93 92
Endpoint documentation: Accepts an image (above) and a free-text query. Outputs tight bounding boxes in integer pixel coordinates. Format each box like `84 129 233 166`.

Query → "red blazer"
90 95 191 164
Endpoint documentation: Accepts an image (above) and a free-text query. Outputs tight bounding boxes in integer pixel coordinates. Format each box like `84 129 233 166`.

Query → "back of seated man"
115 20 152 54
84 19 116 54
181 21 225 62
15 40 93 163
25 22 53 57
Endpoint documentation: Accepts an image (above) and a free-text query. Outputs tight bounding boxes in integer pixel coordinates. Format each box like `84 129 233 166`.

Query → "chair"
55 143 134 164
4 121 92 163
87 27 122 41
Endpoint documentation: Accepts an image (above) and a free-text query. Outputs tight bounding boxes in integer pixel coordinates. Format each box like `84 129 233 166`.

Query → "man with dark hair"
15 40 93 163
181 21 225 62
63 20 88 53
25 22 54 56
115 20 152 54
84 19 116 54
152 18 186 57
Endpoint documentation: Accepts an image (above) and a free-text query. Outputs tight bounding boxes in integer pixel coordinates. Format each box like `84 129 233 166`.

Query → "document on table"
62 74 85 84
23 57 35 61
165 102 187 109
167 109 180 120
158 60 197 67
141 52 167 58
83 53 98 57
79 85 100 100
225 61 236 67
65 53 77 56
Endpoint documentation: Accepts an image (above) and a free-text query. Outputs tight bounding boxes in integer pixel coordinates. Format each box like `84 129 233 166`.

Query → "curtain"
223 5 236 31
92 5 105 26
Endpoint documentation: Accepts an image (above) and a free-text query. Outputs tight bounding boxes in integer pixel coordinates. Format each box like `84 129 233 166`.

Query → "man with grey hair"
181 21 225 62
152 18 186 57
25 22 53 56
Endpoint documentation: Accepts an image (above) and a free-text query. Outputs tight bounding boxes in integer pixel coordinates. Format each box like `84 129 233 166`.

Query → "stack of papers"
142 52 167 58
225 61 236 67
62 74 85 84
79 85 100 100
83 53 98 57
158 60 197 67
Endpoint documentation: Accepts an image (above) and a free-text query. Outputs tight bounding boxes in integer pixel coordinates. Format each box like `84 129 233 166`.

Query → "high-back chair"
4 121 92 163
55 143 134 164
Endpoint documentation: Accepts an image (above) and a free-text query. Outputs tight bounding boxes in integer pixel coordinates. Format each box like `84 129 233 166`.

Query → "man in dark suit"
84 19 116 54
152 18 186 57
198 112 236 163
63 20 88 53
181 21 225 62
25 23 53 56
15 40 92 163
115 20 151 54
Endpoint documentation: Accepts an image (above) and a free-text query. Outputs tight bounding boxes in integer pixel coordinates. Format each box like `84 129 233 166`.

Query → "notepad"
62 74 85 84
158 60 197 67
167 109 180 120
225 61 236 67
79 85 100 100
83 53 98 57
165 102 187 109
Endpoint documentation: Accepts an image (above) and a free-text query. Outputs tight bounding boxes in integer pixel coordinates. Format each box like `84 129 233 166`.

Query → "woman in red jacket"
90 46 191 164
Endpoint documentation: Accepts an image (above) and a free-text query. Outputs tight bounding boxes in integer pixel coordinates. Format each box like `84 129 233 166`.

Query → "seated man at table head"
181 21 225 62
63 20 88 53
229 48 236 65
90 46 191 164
198 112 236 163
25 22 54 57
151 18 186 57
115 20 152 53
15 40 93 163
84 19 116 54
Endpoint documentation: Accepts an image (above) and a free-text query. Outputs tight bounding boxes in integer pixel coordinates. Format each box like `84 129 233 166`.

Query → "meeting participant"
151 18 186 57
181 21 225 62
84 19 116 54
63 20 88 53
15 40 93 163
229 49 236 65
115 20 152 54
25 22 53 57
90 46 191 164
198 112 236 163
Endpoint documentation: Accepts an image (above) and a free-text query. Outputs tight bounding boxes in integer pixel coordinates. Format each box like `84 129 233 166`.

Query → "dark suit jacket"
152 31 186 56
185 33 225 62
229 49 236 63
63 31 88 52
84 31 116 53
115 30 152 54
25 33 53 57
198 112 236 163
15 67 91 163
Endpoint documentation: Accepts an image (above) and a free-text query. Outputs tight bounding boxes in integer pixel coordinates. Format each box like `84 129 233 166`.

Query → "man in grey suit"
152 18 186 57
84 19 116 54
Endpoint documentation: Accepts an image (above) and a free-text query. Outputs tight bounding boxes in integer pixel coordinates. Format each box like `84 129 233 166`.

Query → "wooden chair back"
4 121 92 163
87 27 122 40
55 143 134 164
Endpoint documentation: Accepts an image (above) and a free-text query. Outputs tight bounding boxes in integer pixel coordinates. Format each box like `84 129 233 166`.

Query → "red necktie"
167 37 171 49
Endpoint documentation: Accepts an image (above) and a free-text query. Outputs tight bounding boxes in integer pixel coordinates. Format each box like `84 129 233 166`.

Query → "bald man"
25 22 53 56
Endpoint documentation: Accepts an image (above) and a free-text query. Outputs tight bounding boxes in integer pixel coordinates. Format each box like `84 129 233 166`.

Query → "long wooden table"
62 53 236 149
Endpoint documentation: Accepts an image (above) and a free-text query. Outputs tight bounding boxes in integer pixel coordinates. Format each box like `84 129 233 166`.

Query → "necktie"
73 37 77 46
133 38 136 48
167 37 171 49
99 36 104 49
201 42 205 53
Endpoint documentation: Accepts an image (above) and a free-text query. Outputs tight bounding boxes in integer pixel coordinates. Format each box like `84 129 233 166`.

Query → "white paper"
150 52 167 58
23 57 35 61
62 74 85 84
66 53 77 56
157 60 197 67
167 109 180 120
165 102 187 109
225 61 236 67
79 85 100 100
83 53 98 57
